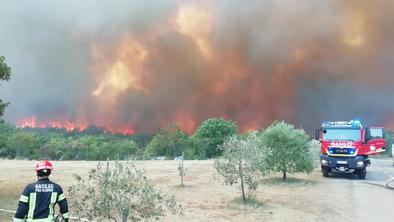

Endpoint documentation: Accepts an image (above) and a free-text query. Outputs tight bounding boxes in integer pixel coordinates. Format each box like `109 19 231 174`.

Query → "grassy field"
0 160 348 222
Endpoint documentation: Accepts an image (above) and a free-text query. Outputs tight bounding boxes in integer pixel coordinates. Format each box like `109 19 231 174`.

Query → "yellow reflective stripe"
13 218 25 222
48 192 57 218
19 195 29 203
62 212 70 219
58 193 66 201
27 193 36 219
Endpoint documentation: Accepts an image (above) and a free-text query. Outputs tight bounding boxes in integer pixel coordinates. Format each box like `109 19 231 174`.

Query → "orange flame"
16 116 88 132
15 116 138 134
343 8 366 48
16 116 38 128
175 4 214 59
91 35 148 98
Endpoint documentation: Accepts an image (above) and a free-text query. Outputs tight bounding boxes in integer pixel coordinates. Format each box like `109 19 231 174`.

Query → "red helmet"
35 160 53 172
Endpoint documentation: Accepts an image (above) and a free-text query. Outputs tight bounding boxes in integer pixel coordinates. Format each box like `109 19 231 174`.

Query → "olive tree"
194 117 238 158
68 161 181 222
214 133 268 202
260 121 315 181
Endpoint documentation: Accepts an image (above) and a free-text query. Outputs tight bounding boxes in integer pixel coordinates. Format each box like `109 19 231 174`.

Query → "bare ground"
1 159 392 222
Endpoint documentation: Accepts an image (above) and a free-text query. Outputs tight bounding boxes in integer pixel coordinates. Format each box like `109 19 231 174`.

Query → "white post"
391 144 394 166
106 158 110 174
122 208 128 222
181 152 184 187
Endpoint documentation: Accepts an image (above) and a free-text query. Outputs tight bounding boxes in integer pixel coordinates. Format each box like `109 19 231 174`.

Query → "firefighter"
13 160 69 222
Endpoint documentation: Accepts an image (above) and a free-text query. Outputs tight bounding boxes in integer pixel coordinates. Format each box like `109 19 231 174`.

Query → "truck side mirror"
315 129 321 140
364 127 370 143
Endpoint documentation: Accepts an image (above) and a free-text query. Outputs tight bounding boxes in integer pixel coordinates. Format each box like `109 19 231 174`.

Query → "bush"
5 131 39 159
145 124 189 158
68 161 181 221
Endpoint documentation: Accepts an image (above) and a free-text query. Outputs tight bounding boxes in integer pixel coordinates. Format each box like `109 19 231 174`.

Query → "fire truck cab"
315 120 385 179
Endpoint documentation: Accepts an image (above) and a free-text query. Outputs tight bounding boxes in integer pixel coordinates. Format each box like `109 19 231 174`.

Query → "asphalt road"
323 158 394 222
355 158 394 222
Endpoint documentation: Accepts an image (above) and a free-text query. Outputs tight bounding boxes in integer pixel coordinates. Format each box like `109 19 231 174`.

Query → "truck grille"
328 147 356 155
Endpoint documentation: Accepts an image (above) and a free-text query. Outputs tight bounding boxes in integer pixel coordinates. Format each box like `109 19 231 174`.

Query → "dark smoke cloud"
1 0 394 134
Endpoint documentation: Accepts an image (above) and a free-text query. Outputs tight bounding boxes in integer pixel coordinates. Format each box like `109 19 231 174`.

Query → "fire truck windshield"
323 129 361 141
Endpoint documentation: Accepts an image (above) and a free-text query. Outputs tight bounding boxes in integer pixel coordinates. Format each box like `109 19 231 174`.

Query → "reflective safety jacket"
13 178 69 222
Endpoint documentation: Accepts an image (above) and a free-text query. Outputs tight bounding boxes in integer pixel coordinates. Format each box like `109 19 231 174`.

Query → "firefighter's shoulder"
50 180 65 193
22 182 36 194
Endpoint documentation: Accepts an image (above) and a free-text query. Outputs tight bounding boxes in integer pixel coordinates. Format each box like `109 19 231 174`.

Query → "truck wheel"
322 168 329 177
357 169 366 179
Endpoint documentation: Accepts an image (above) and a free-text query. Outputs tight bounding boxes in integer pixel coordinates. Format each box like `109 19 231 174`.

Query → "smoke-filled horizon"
1 0 394 134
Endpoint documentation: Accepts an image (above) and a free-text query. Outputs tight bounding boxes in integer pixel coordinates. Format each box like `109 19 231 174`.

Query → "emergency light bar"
322 120 362 128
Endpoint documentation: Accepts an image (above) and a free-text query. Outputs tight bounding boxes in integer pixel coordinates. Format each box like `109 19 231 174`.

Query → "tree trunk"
240 177 246 202
239 159 246 201
283 170 287 181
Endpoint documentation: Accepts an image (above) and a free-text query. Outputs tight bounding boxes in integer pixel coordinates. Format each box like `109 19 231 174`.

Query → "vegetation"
385 130 393 157
0 117 239 160
0 117 318 176
68 161 181 221
259 121 316 181
0 56 11 119
213 121 316 204
194 117 238 158
145 124 189 158
214 134 268 201
0 123 141 160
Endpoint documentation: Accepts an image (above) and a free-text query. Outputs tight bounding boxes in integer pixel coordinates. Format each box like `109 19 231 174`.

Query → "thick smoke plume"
1 0 394 134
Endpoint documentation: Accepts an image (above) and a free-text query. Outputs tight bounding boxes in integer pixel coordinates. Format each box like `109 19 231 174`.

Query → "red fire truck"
315 120 386 179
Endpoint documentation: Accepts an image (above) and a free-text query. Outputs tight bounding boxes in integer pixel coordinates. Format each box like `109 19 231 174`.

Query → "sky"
1 0 394 134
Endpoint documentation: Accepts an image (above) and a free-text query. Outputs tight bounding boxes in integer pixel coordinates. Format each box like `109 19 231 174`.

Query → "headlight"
370 145 376 151
357 161 364 166
321 159 328 165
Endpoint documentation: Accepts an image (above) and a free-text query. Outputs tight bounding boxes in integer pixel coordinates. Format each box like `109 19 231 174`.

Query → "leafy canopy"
214 133 268 201
0 56 11 81
194 117 238 158
260 121 315 181
145 124 189 158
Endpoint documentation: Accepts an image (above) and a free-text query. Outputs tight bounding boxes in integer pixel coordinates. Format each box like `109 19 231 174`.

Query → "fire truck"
315 120 386 179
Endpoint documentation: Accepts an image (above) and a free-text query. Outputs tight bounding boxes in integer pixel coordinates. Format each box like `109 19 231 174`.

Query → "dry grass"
0 160 353 222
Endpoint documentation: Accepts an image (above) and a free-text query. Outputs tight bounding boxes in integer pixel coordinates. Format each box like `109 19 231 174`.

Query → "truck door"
366 127 386 154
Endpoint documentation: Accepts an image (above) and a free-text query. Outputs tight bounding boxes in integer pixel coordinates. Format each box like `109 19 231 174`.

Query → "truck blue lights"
322 120 362 128
328 147 356 155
